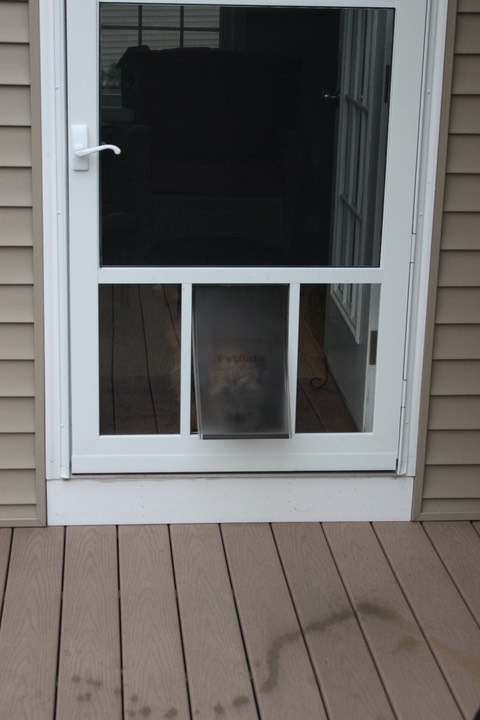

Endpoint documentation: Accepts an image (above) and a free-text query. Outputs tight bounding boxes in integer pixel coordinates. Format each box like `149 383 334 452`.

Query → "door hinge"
369 330 378 366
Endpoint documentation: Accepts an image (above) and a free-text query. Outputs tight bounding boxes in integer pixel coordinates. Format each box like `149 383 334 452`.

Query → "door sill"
47 473 414 525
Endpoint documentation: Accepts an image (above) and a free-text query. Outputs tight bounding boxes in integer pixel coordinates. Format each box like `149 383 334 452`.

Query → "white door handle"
71 124 121 171
75 144 121 157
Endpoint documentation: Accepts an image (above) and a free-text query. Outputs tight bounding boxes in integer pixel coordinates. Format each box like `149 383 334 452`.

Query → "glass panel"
99 5 393 268
99 284 181 434
296 284 379 433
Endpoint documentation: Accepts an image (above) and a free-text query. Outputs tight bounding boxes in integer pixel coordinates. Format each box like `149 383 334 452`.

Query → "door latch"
71 124 121 171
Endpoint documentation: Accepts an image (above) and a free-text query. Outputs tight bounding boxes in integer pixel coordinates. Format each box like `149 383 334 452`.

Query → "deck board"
222 523 327 720
0 521 475 719
374 521 480 719
112 285 157 434
0 528 12 611
272 522 395 720
323 522 463 719
424 521 480 626
118 525 190 720
0 527 64 720
56 526 122 720
171 524 257 720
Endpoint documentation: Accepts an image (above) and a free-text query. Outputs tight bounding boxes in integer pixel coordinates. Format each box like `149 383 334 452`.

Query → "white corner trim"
47 474 414 525
39 0 70 479
397 0 449 476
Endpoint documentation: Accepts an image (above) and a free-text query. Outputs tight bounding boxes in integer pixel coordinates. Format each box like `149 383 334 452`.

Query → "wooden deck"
1 522 480 720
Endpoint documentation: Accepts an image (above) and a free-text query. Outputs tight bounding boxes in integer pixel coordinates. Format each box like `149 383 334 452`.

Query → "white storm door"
67 0 427 475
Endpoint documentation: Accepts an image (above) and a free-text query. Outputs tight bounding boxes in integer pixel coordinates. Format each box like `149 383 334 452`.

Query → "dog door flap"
193 285 290 439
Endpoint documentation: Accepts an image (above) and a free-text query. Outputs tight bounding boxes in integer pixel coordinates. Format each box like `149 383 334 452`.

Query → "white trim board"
47 475 414 525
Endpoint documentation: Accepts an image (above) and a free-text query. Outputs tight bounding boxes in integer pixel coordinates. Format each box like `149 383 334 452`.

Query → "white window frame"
39 0 450 523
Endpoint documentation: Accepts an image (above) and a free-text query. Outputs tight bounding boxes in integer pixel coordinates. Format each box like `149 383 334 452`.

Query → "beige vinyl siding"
418 1 480 519
0 0 45 525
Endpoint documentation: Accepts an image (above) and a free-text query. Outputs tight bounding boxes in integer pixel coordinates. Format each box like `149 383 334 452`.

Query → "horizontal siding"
454 13 480 53
0 208 33 246
0 247 33 283
2 248 33 289
446 135 480 173
0 397 35 432
0 361 34 396
428 396 480 430
0 504 42 523
430 360 480 396
421 6 480 517
0 0 43 524
425 431 480 465
0 286 33 322
437 250 480 286
441 212 480 249
0 127 31 166
457 0 480 12
435 288 480 323
0 433 35 468
423 466 480 498
433 325 480 359
449 95 480 133
0 470 36 504
452 56 480 94
0 324 34 359
421 498 480 517
0 2 29 43
444 174 480 211
0 44 30 85
0 86 30 126
0 168 32 205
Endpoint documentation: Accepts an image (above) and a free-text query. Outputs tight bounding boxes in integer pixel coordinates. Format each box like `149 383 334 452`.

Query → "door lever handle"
71 124 121 171
75 144 121 157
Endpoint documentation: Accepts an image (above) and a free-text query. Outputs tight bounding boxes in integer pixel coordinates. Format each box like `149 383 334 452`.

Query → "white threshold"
47 474 414 525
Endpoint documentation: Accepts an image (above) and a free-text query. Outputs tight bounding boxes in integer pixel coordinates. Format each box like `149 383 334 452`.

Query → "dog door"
193 285 290 439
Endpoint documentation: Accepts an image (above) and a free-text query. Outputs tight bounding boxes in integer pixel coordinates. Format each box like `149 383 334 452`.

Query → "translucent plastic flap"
193 285 290 439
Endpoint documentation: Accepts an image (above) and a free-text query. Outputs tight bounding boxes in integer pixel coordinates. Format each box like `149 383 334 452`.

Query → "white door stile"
180 283 193 437
287 283 300 431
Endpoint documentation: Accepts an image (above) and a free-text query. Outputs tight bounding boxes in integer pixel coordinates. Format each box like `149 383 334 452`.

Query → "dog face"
206 344 267 434
209 355 263 430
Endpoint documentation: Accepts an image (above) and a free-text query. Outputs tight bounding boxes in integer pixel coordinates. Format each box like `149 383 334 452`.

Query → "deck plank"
99 284 115 434
56 526 122 720
374 521 480 719
424 521 480 626
118 525 190 720
222 523 327 720
324 522 462 720
171 524 257 720
140 284 181 434
112 284 157 434
0 528 12 612
273 523 395 720
0 527 64 720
